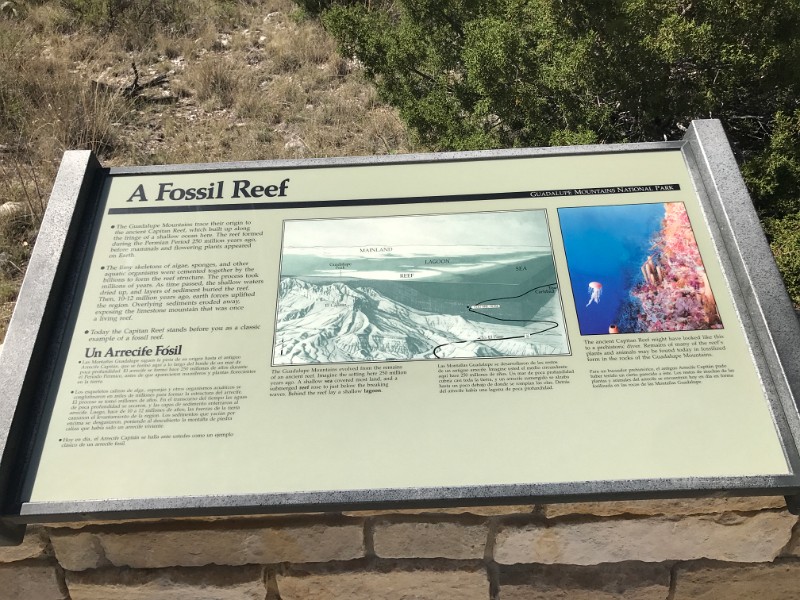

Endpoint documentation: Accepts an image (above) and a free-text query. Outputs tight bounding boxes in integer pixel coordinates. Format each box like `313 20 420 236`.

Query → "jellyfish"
586 281 602 307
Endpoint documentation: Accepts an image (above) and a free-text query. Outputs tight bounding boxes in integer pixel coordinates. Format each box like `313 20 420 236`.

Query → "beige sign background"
24 149 790 503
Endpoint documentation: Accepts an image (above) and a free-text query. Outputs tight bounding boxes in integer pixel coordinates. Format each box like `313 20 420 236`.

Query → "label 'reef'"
125 179 290 202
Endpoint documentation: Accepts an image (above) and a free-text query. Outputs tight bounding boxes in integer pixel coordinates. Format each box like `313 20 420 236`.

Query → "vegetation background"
0 0 797 342
0 0 416 340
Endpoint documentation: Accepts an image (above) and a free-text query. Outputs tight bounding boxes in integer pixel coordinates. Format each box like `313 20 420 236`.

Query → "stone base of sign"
65 565 266 600
497 563 671 600
278 568 489 600
49 520 365 570
3 497 800 599
0 561 66 600
494 511 795 565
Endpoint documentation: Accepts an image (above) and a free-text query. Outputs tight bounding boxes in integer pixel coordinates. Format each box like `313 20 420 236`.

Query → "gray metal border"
15 473 800 523
684 121 800 438
0 151 103 541
1 122 799 531
106 140 686 176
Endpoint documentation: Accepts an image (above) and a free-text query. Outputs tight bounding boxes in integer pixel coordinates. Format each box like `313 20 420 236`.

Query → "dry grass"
0 0 417 342
107 0 416 165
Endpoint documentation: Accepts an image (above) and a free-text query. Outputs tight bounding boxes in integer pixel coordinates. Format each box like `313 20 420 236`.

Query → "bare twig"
13 162 37 220
25 156 45 217
4 258 22 275
119 62 169 100
122 61 141 98
7 159 38 221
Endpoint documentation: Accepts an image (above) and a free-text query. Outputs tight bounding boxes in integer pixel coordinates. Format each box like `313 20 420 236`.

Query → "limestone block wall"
2 495 800 599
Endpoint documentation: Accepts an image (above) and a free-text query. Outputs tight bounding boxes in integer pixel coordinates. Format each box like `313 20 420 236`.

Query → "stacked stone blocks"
1 496 799 599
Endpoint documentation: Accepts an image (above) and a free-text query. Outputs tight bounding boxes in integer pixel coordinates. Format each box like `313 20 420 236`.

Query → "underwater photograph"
558 202 723 335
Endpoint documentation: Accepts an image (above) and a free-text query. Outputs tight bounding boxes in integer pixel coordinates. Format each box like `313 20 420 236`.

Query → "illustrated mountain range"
273 277 569 364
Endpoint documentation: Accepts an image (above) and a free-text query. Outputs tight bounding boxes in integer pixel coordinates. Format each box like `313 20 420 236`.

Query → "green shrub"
742 109 800 218
294 0 378 17
59 0 218 47
62 0 185 29
764 213 800 305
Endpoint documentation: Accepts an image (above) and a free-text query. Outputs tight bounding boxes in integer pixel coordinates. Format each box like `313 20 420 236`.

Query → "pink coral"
631 203 722 332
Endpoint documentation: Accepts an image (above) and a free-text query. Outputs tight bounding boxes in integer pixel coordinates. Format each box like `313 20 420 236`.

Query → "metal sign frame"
0 119 798 544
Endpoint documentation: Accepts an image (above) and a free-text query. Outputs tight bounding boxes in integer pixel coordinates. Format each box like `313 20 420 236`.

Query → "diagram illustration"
273 209 569 364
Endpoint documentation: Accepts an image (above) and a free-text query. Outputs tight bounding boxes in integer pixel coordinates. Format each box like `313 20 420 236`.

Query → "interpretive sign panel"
1 120 800 533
